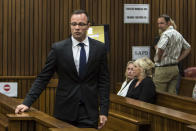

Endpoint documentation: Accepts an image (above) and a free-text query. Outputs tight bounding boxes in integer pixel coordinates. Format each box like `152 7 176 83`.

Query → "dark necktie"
78 43 86 78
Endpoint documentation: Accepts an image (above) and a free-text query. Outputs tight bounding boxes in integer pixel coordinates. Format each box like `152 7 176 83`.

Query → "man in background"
153 14 191 94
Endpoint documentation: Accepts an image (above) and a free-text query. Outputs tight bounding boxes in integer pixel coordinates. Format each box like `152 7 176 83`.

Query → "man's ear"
167 21 172 26
88 22 91 27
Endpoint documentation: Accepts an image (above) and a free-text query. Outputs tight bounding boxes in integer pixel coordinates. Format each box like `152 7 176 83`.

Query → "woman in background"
117 61 135 97
126 57 156 104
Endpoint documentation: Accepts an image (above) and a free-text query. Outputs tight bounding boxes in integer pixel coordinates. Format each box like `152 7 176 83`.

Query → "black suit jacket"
126 77 156 104
23 37 110 121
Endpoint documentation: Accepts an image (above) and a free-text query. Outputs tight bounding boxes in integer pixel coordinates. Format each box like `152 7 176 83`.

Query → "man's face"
157 17 170 32
70 13 90 42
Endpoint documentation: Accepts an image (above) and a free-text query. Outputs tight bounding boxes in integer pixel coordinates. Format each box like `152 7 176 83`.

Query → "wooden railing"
1 76 196 131
0 93 74 131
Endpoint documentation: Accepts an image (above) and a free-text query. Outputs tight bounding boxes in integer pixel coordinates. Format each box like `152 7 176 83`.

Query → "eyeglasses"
70 22 88 27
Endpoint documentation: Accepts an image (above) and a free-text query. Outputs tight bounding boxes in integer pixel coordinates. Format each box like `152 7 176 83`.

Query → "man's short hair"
159 14 171 23
71 10 89 23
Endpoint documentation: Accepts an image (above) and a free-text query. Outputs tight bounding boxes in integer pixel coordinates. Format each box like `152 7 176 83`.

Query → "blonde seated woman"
126 57 156 104
117 61 135 97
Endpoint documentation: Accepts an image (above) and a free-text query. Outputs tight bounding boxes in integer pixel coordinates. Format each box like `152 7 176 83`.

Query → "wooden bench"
49 110 150 131
186 125 196 131
179 77 196 97
0 113 8 131
115 82 196 115
156 91 196 115
110 93 196 131
49 127 98 131
114 77 196 98
102 110 150 131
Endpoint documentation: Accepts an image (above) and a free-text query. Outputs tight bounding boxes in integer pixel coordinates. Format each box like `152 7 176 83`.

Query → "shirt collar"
167 25 174 30
71 36 89 47
161 26 174 36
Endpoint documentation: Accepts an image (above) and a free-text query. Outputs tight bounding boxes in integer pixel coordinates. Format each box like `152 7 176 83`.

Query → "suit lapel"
65 38 79 78
85 38 96 77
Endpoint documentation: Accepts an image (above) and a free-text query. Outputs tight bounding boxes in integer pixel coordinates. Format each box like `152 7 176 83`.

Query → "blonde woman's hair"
170 18 177 30
125 61 134 82
134 57 155 78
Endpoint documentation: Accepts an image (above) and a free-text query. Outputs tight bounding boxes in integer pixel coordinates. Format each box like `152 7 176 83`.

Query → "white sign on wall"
124 4 150 23
132 46 150 60
0 82 18 97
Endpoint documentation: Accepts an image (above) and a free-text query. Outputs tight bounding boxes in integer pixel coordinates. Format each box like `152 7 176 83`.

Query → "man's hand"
177 47 191 62
154 48 164 62
98 115 107 129
15 104 29 114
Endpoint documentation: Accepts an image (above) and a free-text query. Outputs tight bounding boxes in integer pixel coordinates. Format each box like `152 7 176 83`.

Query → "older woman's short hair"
134 57 155 77
125 61 134 81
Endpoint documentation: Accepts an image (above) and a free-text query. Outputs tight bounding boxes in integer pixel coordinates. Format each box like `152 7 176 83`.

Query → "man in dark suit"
15 10 110 129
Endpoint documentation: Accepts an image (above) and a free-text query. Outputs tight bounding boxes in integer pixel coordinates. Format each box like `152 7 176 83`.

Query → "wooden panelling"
0 76 36 98
0 76 57 115
0 113 8 131
0 0 196 91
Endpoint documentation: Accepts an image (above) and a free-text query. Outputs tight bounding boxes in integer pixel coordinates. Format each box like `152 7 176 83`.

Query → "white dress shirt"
71 36 89 74
117 79 134 97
